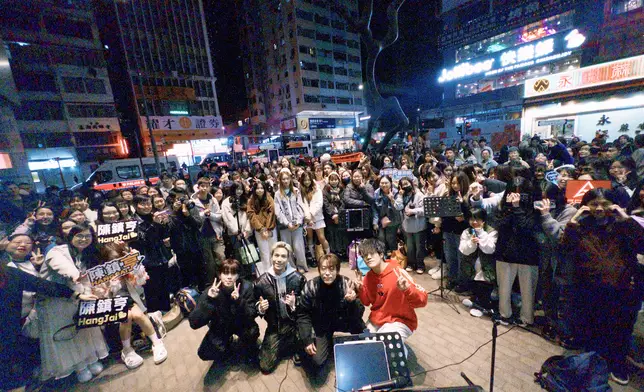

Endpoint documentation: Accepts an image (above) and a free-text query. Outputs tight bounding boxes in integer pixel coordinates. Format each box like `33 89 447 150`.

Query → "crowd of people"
0 131 642 391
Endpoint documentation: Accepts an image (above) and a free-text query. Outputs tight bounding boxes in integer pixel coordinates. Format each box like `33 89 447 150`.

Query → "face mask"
342 178 351 185
403 186 412 193
176 185 186 190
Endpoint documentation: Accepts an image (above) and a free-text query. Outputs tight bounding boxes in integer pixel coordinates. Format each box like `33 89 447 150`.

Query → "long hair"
299 171 317 202
278 169 295 197
32 205 58 237
65 222 98 265
97 201 122 225
249 180 273 212
449 172 471 197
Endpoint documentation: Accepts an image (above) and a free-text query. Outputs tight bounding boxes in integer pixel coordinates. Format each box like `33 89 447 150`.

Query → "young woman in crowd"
373 175 400 255
95 201 122 226
129 195 172 312
300 171 329 263
222 182 253 256
38 222 109 383
166 192 203 289
0 247 96 392
434 172 471 285
313 164 326 190
69 194 97 224
322 172 346 257
68 209 87 225
395 176 427 274
91 243 168 369
247 181 277 276
113 196 134 220
274 169 308 273
494 177 545 326
560 188 643 385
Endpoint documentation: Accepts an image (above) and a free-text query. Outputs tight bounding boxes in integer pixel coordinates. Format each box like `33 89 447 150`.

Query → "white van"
72 156 180 194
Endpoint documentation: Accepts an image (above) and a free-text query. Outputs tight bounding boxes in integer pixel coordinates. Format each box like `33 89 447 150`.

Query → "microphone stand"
489 320 499 392
428 252 460 314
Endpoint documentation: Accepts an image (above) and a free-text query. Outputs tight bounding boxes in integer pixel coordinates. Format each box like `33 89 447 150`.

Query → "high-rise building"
94 0 223 167
238 0 366 154
0 0 124 190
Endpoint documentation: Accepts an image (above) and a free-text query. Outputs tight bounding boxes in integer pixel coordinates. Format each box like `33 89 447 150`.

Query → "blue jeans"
443 231 462 283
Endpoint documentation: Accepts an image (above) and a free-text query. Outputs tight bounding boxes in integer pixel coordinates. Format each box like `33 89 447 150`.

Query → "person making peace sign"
189 258 260 364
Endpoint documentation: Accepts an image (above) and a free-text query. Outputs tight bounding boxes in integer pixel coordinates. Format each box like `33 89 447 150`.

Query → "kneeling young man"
297 254 366 371
189 258 259 363
255 242 307 374
355 239 428 353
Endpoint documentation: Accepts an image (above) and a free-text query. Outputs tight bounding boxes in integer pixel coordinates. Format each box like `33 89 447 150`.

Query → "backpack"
534 352 611 392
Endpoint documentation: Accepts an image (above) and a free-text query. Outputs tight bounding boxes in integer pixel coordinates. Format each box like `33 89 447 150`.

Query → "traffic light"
456 125 463 136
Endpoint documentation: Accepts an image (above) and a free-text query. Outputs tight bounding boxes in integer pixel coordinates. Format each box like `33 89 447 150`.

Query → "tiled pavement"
48 260 642 392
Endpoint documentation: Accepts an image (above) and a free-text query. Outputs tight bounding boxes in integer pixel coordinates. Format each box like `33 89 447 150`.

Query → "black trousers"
197 323 260 362
259 322 299 374
378 225 399 254
144 264 171 312
405 231 427 271
176 249 204 289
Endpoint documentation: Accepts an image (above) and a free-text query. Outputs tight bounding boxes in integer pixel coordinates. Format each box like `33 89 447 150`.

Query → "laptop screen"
334 341 391 392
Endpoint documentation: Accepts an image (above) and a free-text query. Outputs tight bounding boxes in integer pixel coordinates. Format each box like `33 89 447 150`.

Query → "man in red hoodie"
353 239 428 355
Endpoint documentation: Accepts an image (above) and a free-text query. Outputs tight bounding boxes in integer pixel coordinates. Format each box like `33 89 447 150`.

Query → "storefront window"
455 11 574 63
455 56 580 99
612 0 642 14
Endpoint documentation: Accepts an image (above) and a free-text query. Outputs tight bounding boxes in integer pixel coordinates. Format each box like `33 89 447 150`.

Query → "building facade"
95 0 223 167
424 0 604 148
0 0 124 190
238 0 366 154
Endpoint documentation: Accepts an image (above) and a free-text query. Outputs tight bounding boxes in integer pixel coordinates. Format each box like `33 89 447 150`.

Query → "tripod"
428 252 460 314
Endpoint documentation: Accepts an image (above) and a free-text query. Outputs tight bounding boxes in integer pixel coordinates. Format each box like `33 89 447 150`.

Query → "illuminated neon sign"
438 30 585 83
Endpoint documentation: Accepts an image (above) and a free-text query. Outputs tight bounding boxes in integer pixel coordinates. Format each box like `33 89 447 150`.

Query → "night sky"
203 0 443 122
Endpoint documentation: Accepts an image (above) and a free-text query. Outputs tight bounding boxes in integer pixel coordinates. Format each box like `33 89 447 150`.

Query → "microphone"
357 376 408 391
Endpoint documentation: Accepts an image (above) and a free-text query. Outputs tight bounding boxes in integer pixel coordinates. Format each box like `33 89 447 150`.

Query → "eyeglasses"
74 234 92 240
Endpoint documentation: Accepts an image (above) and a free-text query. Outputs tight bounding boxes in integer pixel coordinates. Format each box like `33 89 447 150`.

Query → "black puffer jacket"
254 268 306 331
167 209 201 255
297 276 366 346
188 279 258 334
342 182 375 209
130 214 172 268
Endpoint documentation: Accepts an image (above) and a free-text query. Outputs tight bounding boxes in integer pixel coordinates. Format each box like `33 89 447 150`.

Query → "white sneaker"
427 265 441 275
152 342 168 365
431 268 443 280
122 349 144 369
88 361 104 376
76 367 93 383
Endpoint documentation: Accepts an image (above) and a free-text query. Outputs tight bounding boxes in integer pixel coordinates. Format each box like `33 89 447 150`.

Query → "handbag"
237 238 261 265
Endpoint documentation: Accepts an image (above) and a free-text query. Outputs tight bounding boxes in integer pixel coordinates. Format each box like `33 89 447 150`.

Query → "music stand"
334 331 411 387
423 196 461 314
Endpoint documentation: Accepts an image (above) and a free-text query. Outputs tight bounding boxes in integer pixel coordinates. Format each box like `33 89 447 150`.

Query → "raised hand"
258 296 269 313
469 182 482 200
282 290 296 310
570 206 591 225
208 278 222 298
30 248 45 267
344 282 357 302
610 204 629 221
351 277 363 294
0 237 9 252
82 198 90 210
231 282 241 301
534 199 551 215
394 268 410 292
24 213 36 227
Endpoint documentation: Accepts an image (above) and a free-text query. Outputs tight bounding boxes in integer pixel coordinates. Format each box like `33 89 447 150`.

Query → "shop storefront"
522 54 644 141
297 116 357 155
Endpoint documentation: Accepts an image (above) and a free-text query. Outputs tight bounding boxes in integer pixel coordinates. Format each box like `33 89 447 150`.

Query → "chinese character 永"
557 75 572 89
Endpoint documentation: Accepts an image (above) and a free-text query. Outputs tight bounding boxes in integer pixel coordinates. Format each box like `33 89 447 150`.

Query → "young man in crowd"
353 238 428 355
191 177 225 284
297 254 366 374
189 258 259 365
254 242 307 374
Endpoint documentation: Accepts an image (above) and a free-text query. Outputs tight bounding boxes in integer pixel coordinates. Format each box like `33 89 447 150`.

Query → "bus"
248 134 313 164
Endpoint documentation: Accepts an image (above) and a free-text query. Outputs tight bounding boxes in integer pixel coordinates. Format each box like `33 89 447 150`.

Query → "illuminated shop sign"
438 29 585 83
524 54 644 98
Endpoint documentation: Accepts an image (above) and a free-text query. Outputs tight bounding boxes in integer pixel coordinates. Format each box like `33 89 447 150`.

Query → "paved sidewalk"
46 261 642 392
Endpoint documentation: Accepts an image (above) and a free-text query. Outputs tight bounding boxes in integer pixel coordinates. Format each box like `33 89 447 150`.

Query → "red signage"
565 180 612 204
